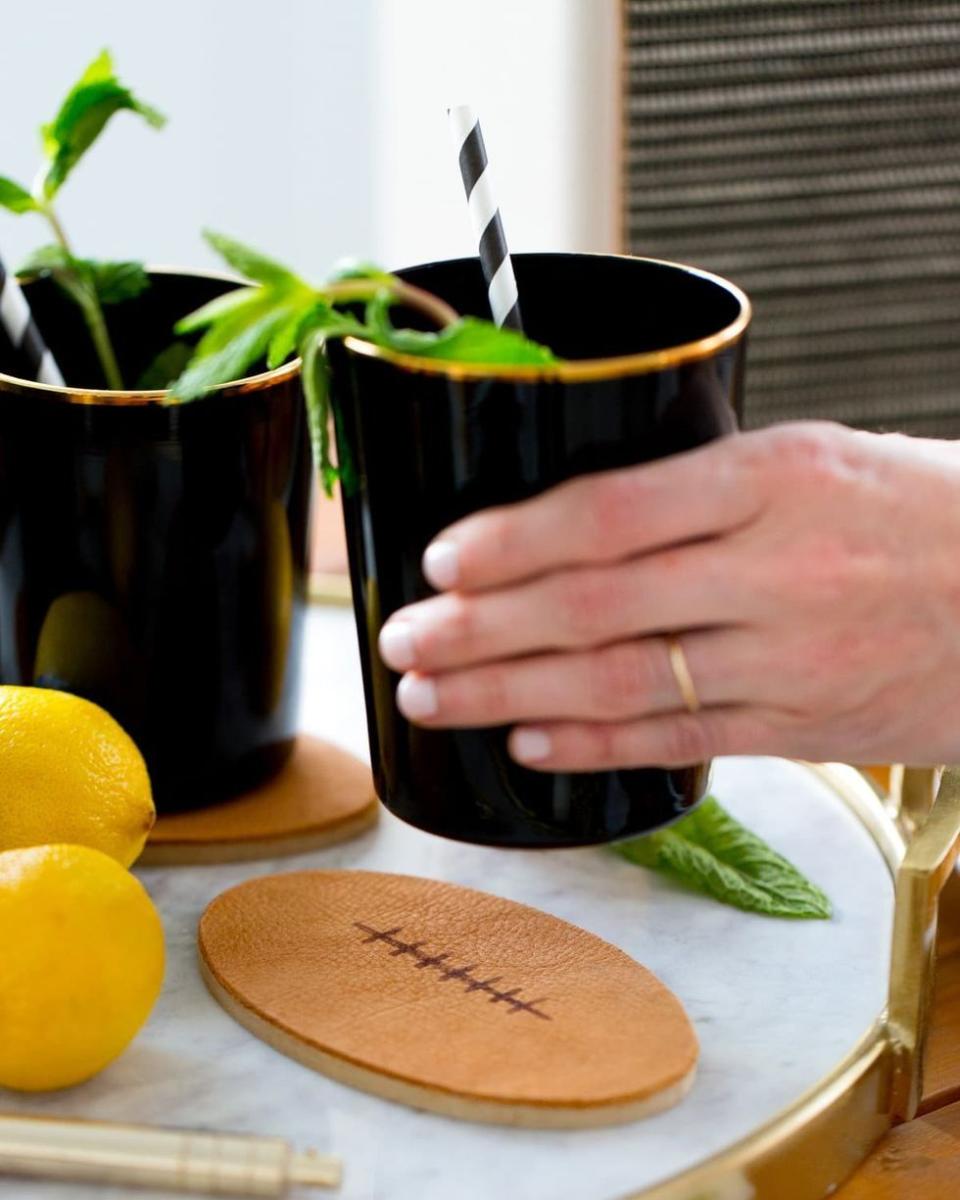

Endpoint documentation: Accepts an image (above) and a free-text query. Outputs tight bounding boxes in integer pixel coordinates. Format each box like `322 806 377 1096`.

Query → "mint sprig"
169 231 557 494
0 50 165 388
615 796 832 919
38 49 164 202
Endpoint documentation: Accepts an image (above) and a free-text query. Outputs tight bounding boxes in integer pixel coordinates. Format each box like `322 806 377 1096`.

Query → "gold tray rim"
631 761 950 1200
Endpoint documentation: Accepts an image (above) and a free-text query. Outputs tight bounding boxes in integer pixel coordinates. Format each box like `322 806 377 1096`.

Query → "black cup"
329 253 750 849
0 270 312 812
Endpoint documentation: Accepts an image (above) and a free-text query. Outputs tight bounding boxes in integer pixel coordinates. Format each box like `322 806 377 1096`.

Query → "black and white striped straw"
0 254 64 386
448 105 523 332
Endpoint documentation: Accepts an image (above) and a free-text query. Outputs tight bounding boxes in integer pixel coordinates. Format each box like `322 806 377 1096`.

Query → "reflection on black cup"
0 270 312 812
329 253 751 848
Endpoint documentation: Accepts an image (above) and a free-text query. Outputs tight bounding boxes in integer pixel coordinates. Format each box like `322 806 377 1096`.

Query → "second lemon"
0 685 154 866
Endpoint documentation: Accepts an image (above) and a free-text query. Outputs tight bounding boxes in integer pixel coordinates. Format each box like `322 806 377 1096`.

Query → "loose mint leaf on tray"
614 796 832 919
0 176 39 214
39 50 165 200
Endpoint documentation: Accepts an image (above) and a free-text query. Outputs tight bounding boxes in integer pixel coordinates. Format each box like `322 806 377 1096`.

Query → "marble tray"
1 608 895 1200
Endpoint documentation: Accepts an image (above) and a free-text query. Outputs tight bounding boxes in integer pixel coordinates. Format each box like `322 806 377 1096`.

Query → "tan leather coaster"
199 870 698 1127
140 737 377 865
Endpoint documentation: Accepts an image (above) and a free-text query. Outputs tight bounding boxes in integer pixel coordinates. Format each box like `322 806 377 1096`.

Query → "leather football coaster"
140 737 378 865
198 870 698 1127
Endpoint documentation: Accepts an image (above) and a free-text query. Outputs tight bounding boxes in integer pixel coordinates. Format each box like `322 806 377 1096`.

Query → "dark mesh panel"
622 1 960 434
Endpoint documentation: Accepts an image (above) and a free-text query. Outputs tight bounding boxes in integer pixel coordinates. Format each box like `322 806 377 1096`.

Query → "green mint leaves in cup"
168 232 556 494
615 796 832 919
0 50 165 389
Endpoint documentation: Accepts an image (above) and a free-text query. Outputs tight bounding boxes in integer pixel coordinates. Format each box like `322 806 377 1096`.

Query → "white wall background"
0 1 619 282
373 0 621 269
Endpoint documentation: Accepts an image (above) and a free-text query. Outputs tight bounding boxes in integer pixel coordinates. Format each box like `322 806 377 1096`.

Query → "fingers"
421 435 762 592
380 540 753 674
506 707 780 771
393 628 770 727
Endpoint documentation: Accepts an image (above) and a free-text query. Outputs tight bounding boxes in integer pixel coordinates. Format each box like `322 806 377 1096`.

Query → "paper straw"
448 106 523 331
0 254 64 386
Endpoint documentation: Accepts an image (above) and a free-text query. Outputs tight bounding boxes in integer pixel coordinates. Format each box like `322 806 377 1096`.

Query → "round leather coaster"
139 737 378 865
198 870 698 1127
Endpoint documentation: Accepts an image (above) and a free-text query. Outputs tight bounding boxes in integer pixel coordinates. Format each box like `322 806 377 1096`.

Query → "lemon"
0 844 165 1091
0 686 154 867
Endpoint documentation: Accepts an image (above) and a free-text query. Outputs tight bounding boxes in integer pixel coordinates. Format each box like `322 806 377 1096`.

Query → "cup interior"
0 271 241 394
395 253 745 362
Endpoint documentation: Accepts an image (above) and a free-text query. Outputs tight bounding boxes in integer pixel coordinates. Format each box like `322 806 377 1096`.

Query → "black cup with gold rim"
0 269 312 812
329 252 750 848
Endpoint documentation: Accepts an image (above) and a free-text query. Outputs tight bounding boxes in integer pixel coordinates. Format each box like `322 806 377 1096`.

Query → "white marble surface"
1 608 895 1200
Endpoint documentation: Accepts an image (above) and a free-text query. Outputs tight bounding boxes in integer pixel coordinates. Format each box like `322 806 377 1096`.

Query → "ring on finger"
667 635 701 714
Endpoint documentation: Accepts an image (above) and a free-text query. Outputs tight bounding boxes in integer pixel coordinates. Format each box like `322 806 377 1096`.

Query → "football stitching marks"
353 921 552 1021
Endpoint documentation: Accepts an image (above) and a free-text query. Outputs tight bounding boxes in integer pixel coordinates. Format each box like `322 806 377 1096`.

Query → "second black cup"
0 270 312 812
330 253 750 847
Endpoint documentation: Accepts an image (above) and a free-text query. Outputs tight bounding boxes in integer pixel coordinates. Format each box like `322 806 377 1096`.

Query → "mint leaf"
169 299 298 402
169 236 365 405
326 257 394 285
413 317 556 365
366 294 555 366
18 243 93 311
39 50 165 199
0 176 38 214
185 290 283 356
302 330 336 495
615 796 832 919
202 230 301 288
19 247 148 307
86 259 149 304
267 302 332 370
298 310 364 495
18 244 72 275
174 285 261 335
136 341 195 390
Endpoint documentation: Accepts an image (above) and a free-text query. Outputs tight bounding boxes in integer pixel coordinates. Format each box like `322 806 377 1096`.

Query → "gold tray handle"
887 765 960 1121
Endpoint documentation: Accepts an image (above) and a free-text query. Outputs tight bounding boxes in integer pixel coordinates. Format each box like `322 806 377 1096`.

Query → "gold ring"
667 636 701 714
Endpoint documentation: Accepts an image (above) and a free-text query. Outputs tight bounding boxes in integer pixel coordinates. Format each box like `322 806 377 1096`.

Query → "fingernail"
397 673 439 720
423 541 460 590
511 728 552 763
378 622 416 671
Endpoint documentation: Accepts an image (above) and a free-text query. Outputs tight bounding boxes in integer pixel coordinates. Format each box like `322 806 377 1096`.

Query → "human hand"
377 422 960 771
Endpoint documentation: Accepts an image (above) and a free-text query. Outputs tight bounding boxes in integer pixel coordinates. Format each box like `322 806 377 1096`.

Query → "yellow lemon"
0 686 154 867
0 844 165 1091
